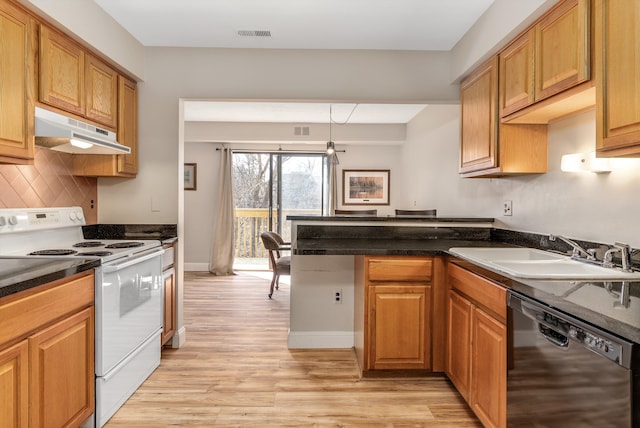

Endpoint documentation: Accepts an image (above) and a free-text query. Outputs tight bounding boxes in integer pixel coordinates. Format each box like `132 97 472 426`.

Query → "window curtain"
209 148 236 275
327 152 339 214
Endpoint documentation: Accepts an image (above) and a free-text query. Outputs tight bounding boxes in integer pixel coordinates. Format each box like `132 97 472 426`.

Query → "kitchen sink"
449 247 640 280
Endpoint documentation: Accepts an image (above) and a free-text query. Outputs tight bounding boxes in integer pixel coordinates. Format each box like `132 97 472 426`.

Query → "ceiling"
183 101 428 124
94 1 494 126
94 0 494 51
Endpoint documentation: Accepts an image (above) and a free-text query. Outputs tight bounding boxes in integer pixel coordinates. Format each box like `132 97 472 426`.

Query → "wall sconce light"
560 151 612 173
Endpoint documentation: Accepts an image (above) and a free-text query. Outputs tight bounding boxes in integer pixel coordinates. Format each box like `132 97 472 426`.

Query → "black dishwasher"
507 291 638 427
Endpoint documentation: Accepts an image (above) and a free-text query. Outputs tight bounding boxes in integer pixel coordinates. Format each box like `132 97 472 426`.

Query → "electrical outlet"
503 200 513 216
334 289 342 304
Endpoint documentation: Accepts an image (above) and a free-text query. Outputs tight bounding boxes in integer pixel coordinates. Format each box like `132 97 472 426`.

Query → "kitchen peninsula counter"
286 215 640 347
288 215 498 256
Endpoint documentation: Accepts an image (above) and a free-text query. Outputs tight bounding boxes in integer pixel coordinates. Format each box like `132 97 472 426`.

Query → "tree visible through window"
232 152 327 270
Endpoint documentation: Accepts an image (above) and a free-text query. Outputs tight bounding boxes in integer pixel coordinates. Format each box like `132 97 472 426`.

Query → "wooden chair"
334 209 378 216
395 209 437 217
260 231 291 298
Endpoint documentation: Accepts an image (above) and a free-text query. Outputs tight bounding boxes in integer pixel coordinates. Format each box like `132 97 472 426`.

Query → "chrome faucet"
604 242 633 272
549 234 597 261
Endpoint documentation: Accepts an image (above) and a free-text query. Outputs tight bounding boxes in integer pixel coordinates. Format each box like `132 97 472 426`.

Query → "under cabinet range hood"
34 106 131 155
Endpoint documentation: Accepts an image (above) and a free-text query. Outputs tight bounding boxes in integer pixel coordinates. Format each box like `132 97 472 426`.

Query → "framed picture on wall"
184 163 197 190
342 169 390 205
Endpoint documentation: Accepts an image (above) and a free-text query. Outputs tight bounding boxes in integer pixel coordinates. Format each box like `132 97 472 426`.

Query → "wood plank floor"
105 271 481 427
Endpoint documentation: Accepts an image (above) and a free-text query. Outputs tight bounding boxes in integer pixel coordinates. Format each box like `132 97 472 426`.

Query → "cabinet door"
29 307 94 428
596 0 640 155
470 307 507 428
117 75 138 175
534 0 590 102
445 290 472 400
0 340 29 428
85 55 118 128
499 29 535 117
368 285 430 369
460 57 498 173
0 1 35 164
162 268 176 345
39 25 85 116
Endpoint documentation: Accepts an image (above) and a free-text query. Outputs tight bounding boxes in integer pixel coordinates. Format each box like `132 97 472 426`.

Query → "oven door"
95 249 164 376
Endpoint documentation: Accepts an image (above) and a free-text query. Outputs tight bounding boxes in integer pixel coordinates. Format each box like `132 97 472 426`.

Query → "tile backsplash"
0 148 97 223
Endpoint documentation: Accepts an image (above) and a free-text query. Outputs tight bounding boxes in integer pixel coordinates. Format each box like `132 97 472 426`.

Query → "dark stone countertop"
288 215 494 223
291 224 640 344
0 257 100 299
83 224 177 244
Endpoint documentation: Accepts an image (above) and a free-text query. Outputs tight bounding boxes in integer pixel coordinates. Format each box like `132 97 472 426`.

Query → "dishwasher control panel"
509 292 631 367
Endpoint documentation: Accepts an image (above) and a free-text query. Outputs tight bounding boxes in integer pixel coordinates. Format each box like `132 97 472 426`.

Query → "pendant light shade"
326 141 335 154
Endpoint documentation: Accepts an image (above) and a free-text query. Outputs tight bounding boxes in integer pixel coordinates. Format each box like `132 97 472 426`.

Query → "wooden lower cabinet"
446 262 507 428
0 340 29 428
368 285 430 369
29 307 94 428
162 267 176 346
354 255 445 375
446 290 472 400
470 306 507 428
0 272 95 427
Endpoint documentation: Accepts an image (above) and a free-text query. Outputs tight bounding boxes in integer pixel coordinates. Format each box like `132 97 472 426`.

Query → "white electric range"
0 207 164 427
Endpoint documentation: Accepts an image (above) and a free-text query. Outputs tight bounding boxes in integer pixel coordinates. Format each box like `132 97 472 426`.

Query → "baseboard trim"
170 327 187 349
184 263 209 272
288 331 354 349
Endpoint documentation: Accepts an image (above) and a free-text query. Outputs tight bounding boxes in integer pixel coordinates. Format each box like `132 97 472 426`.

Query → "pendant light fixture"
326 104 335 154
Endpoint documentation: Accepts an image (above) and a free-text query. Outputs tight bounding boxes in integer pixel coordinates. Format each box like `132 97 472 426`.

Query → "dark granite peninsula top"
83 224 177 244
288 215 494 223
289 219 640 344
0 257 100 299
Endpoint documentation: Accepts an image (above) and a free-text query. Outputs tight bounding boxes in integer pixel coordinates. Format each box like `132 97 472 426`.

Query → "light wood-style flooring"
105 271 481 427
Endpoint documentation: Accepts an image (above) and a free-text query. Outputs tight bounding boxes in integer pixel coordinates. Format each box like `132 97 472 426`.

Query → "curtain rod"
215 148 345 154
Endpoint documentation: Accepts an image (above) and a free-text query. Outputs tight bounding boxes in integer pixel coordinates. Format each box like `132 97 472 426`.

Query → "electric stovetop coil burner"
29 249 78 256
76 251 113 257
105 241 145 249
73 241 104 248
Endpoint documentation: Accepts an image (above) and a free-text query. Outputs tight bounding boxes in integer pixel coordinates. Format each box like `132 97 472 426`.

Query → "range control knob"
69 212 78 221
0 216 6 226
8 215 18 225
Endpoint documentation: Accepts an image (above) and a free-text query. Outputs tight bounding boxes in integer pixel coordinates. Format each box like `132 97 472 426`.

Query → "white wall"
404 106 640 248
184 141 404 267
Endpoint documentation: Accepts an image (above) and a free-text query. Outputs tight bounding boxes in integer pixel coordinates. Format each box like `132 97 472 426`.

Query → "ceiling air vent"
237 30 272 37
294 126 310 136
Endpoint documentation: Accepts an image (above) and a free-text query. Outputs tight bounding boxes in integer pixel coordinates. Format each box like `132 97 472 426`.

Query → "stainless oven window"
508 293 633 427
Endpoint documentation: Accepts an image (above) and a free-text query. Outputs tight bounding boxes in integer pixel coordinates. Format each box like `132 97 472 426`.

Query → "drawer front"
367 257 433 282
448 263 506 321
0 272 94 346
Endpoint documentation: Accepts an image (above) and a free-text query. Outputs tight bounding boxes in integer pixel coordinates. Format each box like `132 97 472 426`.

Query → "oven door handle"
102 248 165 273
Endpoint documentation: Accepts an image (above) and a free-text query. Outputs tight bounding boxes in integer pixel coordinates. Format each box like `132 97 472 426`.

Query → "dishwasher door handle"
538 324 569 348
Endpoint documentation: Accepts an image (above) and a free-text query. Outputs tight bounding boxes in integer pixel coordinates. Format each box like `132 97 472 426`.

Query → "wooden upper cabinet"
39 25 85 116
499 29 535 117
85 55 118 129
117 76 138 175
534 0 590 102
460 57 499 174
595 0 640 156
500 0 593 124
72 76 138 177
0 0 35 164
460 57 548 178
39 24 118 129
